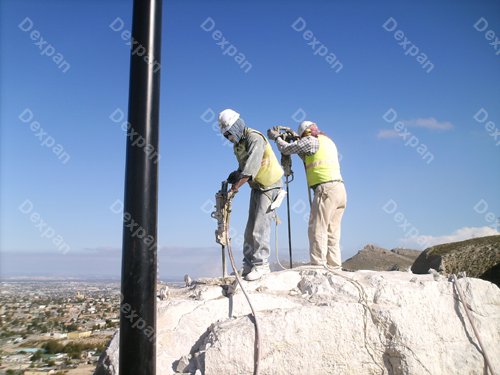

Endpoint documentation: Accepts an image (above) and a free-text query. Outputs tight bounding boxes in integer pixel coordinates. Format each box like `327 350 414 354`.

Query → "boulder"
95 330 119 375
411 235 500 286
95 267 500 375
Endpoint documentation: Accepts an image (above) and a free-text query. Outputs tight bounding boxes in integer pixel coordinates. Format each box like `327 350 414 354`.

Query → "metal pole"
280 152 294 269
120 0 162 374
286 177 293 269
222 245 227 278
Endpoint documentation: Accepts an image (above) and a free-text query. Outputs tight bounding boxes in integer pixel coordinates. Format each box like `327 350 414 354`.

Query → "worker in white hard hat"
268 121 346 269
218 109 284 281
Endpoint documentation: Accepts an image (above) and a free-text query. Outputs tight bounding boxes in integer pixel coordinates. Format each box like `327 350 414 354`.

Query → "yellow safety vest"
235 129 283 188
304 134 342 187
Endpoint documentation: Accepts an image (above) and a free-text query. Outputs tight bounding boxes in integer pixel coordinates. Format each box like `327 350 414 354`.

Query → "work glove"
227 170 242 184
267 128 281 141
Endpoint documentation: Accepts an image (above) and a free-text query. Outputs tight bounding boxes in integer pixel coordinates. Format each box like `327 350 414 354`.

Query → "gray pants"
243 188 279 267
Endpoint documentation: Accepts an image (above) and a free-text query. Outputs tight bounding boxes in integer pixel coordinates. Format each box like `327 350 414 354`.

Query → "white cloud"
400 226 498 248
377 129 399 139
377 117 453 140
403 117 453 131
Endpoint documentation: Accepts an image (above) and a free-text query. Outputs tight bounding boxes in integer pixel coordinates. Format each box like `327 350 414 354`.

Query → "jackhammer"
211 180 262 375
274 126 299 269
211 180 232 278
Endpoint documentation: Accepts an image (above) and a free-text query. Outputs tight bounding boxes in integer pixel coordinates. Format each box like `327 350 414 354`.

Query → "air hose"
274 213 289 271
452 274 496 375
224 195 261 375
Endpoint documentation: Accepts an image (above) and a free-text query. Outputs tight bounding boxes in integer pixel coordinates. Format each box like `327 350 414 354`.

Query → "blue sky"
1 0 499 280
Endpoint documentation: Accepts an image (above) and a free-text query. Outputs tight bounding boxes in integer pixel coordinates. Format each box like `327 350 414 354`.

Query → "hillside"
342 244 421 271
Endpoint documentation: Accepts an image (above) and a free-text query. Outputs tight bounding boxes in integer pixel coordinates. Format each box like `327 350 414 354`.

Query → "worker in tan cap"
219 109 284 280
268 121 346 269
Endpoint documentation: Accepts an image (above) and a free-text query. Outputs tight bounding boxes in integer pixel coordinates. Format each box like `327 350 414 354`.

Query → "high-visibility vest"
304 134 342 187
235 129 283 188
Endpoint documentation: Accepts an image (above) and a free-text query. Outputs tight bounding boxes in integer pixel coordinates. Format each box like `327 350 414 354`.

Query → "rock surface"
411 235 500 286
343 244 421 271
95 267 500 375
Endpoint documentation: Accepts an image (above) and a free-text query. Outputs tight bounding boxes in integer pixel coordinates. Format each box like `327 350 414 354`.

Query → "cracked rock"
96 269 500 375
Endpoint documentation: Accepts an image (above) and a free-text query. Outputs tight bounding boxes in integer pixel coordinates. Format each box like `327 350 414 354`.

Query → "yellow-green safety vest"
235 130 283 188
304 134 342 187
254 140 284 187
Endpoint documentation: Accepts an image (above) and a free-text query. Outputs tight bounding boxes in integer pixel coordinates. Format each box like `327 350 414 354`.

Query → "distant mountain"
342 244 421 271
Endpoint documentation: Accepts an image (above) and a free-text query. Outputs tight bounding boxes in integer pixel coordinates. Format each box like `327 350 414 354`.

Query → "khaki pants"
308 181 347 267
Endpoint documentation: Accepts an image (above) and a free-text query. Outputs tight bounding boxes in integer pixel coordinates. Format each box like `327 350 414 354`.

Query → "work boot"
230 264 252 277
241 264 253 277
325 264 342 271
244 264 270 281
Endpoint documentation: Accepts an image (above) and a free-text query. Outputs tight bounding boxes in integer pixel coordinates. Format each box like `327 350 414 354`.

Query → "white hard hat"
218 109 240 133
298 120 315 136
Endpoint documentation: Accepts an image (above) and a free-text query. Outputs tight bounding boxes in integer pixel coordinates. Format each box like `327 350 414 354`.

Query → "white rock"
96 268 500 375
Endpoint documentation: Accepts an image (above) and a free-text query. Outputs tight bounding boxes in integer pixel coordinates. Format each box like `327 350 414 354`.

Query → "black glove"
227 170 242 184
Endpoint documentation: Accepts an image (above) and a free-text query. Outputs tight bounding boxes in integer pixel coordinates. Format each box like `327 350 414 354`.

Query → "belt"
311 180 343 190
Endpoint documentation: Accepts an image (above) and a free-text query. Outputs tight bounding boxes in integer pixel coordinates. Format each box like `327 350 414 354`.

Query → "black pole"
119 0 162 374
286 177 293 269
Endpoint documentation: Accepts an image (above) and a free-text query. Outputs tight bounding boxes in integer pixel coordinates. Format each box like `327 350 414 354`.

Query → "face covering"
226 118 245 143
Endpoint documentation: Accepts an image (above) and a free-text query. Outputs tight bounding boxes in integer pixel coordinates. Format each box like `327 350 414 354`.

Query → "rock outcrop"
343 244 421 271
96 267 500 375
411 235 500 286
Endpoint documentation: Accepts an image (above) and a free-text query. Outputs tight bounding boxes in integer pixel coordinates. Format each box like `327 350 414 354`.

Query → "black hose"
224 197 261 375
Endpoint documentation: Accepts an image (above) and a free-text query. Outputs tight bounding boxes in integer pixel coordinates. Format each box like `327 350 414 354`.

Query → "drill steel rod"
286 177 293 268
119 0 162 374
222 245 227 278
